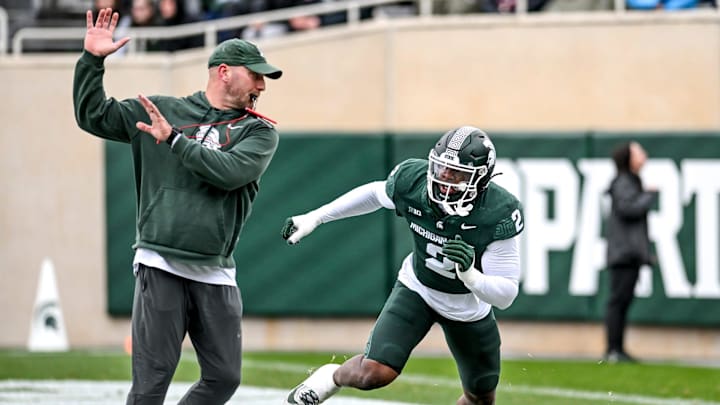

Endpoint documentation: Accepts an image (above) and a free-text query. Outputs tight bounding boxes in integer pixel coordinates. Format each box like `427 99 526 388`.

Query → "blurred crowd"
2 0 717 53
92 0 720 51
95 0 411 50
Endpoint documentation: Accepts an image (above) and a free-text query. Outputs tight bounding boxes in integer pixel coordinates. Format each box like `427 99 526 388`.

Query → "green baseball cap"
208 38 283 79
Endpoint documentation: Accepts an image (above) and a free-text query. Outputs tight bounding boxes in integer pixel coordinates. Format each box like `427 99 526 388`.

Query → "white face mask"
427 150 486 217
439 201 474 217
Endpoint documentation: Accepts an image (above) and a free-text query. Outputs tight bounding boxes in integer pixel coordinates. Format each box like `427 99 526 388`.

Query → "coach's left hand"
136 94 173 143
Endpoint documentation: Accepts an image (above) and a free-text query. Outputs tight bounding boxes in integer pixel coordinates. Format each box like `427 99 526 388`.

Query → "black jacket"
606 172 657 268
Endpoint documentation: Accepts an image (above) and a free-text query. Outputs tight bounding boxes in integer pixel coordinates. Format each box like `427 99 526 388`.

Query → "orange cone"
124 334 132 355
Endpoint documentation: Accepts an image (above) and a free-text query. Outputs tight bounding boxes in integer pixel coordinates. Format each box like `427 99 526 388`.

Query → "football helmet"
427 126 496 216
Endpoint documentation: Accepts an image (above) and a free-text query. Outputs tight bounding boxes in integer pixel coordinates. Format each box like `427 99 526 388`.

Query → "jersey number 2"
425 243 457 279
511 209 524 232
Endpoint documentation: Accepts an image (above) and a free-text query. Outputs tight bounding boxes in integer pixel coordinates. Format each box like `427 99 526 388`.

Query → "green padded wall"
105 141 136 316
106 131 720 326
106 134 391 316
233 134 391 316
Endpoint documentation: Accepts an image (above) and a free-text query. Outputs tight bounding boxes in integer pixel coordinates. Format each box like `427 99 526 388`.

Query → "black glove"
281 218 297 241
280 213 321 245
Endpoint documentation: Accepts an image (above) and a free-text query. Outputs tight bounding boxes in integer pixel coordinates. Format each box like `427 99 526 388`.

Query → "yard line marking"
243 359 720 405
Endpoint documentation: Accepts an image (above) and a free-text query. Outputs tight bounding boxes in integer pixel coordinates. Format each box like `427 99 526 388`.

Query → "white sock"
304 363 341 401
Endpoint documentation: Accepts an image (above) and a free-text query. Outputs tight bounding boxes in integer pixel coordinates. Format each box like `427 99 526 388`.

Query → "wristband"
166 127 182 145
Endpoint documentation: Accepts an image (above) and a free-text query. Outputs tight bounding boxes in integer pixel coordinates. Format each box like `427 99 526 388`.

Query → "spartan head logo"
194 126 222 150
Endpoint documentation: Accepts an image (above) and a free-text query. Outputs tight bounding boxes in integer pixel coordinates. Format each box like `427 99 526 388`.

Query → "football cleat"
286 383 321 404
285 364 341 405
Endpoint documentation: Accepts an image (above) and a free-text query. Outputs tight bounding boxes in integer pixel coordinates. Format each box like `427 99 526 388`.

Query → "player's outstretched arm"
281 181 395 245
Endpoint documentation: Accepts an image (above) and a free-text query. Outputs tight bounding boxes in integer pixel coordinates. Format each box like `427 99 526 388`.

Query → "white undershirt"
308 181 521 321
133 248 237 287
398 236 520 321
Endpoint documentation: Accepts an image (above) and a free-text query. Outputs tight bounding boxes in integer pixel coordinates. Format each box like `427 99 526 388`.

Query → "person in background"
237 0 324 41
281 126 524 405
604 141 657 364
130 0 160 27
129 0 163 51
74 8 283 403
281 0 322 33
157 0 205 51
94 0 130 16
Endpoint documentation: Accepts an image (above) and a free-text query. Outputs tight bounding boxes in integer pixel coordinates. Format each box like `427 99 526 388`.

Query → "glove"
442 235 475 273
281 213 322 245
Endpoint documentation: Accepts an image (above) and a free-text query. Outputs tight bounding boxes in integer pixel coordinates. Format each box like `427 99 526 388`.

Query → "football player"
281 126 524 405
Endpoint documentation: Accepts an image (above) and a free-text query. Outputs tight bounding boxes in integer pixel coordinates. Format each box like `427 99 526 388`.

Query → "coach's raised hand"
83 8 130 57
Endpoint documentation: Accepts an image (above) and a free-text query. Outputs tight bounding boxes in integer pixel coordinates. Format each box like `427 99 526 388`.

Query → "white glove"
281 212 322 245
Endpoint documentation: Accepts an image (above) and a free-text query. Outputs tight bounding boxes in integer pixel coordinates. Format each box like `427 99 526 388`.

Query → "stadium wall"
1 15 719 360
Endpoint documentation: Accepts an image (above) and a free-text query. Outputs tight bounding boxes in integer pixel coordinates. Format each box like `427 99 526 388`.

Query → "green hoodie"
73 51 279 268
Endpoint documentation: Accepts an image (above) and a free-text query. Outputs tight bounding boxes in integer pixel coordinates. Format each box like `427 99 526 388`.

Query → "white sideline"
0 380 412 405
2 377 718 405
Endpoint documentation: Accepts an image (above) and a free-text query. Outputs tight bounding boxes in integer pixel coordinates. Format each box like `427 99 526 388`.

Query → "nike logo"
460 223 477 230
227 123 244 130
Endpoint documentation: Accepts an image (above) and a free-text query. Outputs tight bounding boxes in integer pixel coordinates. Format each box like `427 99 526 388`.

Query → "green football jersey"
386 159 524 294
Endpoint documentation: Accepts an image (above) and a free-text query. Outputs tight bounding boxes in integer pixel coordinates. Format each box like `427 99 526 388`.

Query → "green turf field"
0 350 718 404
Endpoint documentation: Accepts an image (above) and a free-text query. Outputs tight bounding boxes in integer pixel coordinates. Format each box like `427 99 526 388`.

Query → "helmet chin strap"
441 202 473 217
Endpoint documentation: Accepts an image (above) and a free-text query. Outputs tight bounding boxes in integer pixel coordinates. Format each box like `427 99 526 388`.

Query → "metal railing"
9 0 439 56
0 7 8 56
5 0 720 57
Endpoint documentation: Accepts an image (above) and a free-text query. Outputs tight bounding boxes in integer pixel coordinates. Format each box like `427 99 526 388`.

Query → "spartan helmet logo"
486 141 496 167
